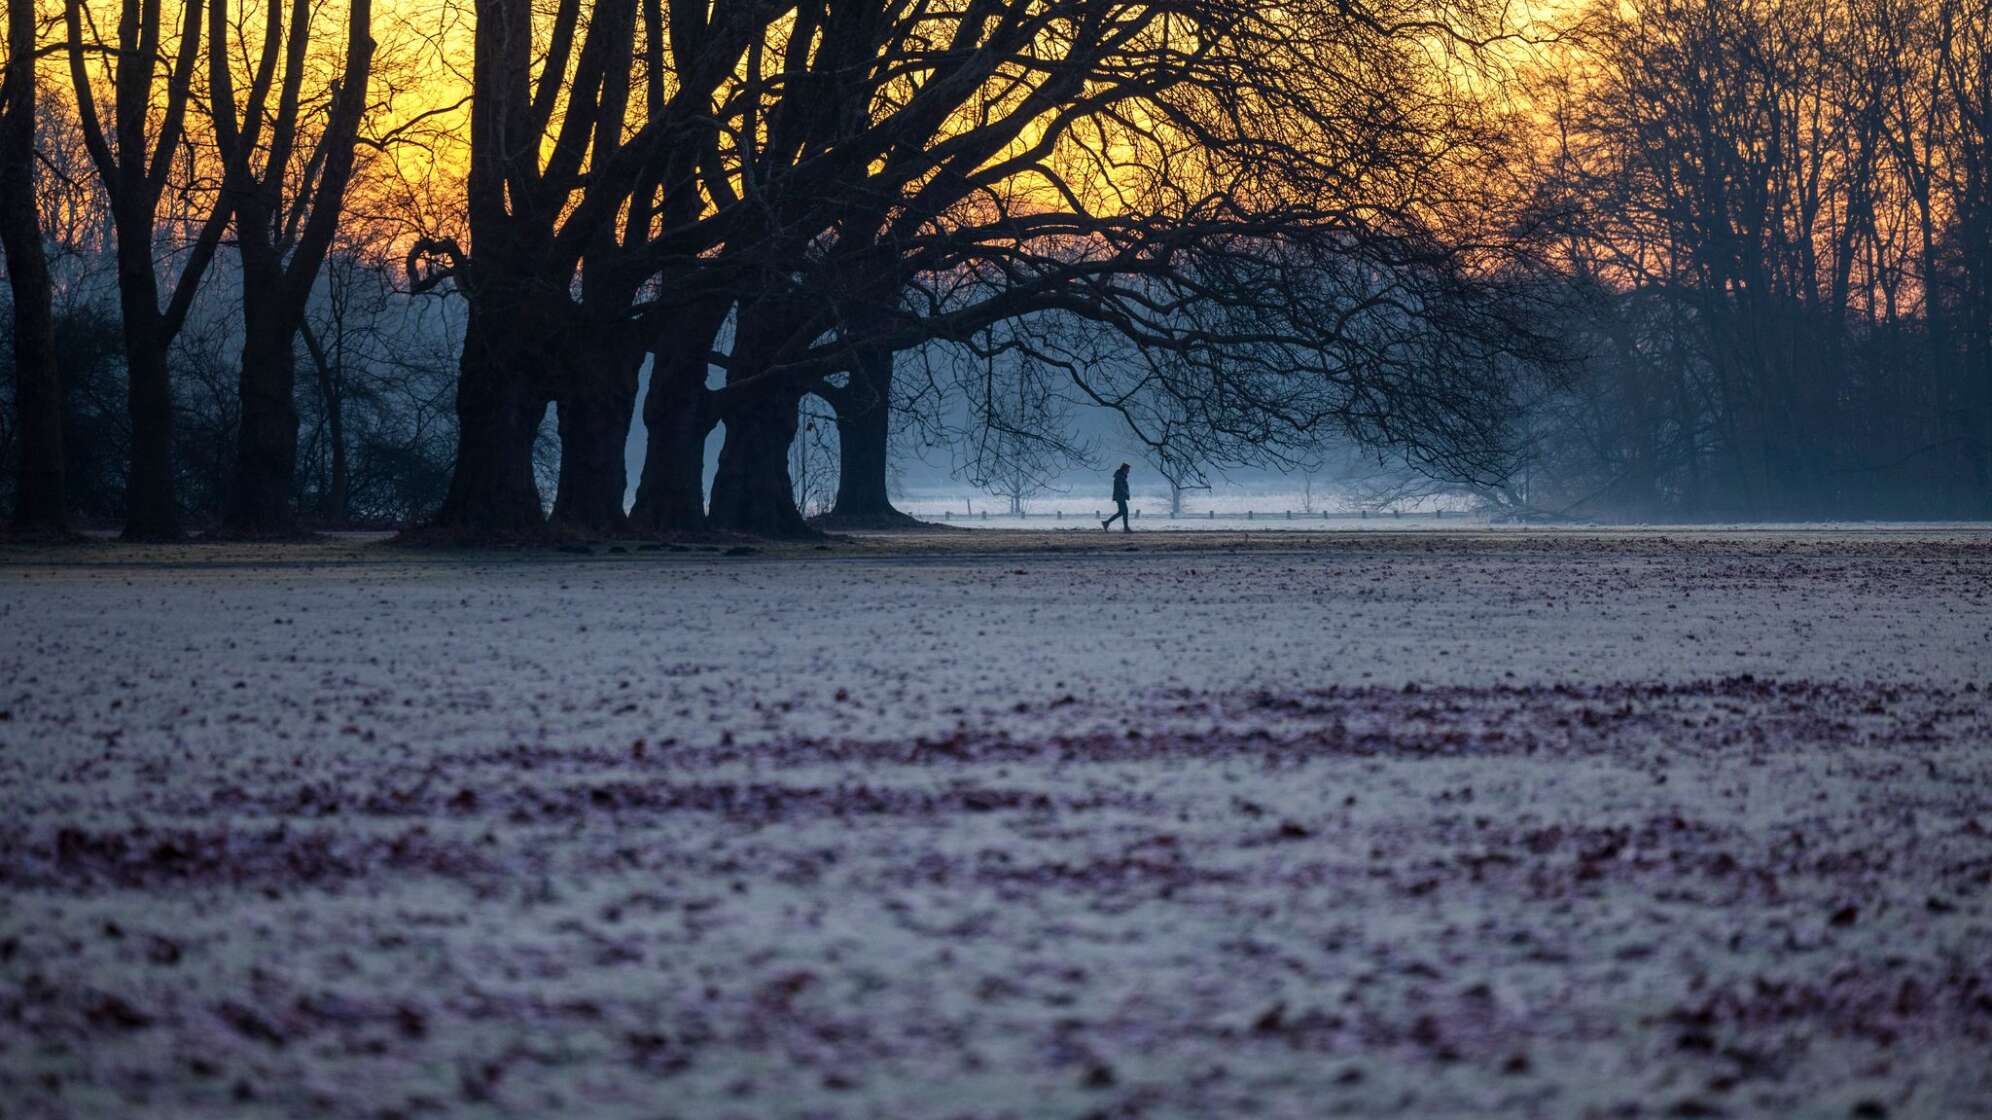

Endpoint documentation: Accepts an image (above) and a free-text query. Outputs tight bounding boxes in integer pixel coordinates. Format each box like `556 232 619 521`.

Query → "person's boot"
1101 518 1110 531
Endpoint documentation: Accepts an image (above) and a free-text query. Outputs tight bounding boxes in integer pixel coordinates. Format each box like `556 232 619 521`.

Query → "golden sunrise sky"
332 0 1580 161
38 0 1585 245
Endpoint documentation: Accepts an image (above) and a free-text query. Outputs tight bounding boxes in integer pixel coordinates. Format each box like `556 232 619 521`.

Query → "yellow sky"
37 0 1588 248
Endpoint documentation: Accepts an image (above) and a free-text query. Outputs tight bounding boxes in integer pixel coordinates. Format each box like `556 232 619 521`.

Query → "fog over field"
3 531 1988 1118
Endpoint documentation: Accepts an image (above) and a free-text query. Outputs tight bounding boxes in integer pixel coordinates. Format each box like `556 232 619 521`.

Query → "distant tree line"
1507 0 1992 520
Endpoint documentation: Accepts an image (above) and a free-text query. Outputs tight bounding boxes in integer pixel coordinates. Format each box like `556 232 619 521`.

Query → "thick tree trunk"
830 388 893 515
120 340 179 539
223 295 301 535
2 247 63 533
550 337 642 535
436 300 551 536
707 386 814 538
0 55 64 533
628 363 715 535
629 299 728 534
114 212 180 540
823 348 916 525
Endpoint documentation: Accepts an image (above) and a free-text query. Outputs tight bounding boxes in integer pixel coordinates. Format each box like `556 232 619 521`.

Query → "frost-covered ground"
2 529 1989 1119
889 486 1476 522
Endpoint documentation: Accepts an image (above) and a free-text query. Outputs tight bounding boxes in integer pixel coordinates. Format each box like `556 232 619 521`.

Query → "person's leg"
1117 500 1131 531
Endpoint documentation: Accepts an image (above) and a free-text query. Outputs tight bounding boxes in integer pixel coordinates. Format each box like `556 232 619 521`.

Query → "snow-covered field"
883 508 1474 530
2 529 1989 1118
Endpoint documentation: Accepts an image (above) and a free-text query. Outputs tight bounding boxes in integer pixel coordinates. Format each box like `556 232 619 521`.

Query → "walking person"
1102 463 1133 532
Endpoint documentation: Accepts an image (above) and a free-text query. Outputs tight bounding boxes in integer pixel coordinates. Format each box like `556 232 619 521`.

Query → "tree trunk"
120 343 179 539
303 324 348 523
2 239 62 533
1968 202 1992 516
707 386 813 538
436 301 550 535
1 3 64 533
223 291 301 535
823 348 916 525
550 337 642 535
629 299 727 534
325 401 348 523
830 387 894 516
114 210 179 540
628 363 715 535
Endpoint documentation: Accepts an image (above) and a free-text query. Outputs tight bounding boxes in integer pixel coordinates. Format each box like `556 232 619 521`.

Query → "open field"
2 529 1989 1118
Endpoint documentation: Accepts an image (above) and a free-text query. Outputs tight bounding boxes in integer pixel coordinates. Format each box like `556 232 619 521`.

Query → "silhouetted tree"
410 0 772 537
644 0 1554 537
816 302 917 526
61 0 232 539
210 0 375 535
627 293 729 534
1 0 65 532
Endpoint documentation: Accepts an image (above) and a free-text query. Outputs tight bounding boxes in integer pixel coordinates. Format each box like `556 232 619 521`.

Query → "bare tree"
299 241 396 524
406 0 640 536
1934 0 1992 501
1 0 65 532
61 0 232 538
644 0 1554 538
210 0 375 535
299 241 462 525
406 0 775 538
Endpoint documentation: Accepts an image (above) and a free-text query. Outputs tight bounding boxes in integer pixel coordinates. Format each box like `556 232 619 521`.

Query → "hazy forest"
2 0 1987 538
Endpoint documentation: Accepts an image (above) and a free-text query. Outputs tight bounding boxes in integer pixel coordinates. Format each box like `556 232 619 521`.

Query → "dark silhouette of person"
1102 463 1132 532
